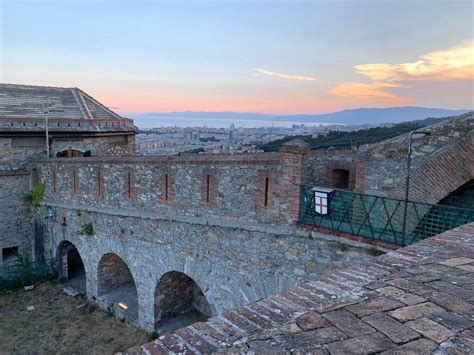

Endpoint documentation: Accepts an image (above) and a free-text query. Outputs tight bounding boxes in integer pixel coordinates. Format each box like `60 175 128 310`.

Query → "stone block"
290 326 347 346
423 290 473 313
295 311 331 331
376 286 426 306
428 312 474 332
380 338 438 355
362 313 420 344
389 302 445 322
323 309 375 337
405 317 454 343
438 257 474 267
346 297 404 317
326 332 396 355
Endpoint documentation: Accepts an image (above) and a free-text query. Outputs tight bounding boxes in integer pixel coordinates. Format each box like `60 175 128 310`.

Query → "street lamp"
401 130 431 246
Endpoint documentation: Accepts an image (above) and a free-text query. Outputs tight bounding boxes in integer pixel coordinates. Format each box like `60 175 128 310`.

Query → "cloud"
355 40 474 82
330 40 473 104
329 82 413 105
254 68 318 81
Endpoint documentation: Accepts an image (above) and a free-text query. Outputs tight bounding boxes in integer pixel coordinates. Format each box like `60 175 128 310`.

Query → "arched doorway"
57 241 86 293
97 253 138 322
154 271 212 333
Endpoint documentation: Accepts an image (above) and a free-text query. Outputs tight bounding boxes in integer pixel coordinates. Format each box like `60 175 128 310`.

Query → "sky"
0 0 473 115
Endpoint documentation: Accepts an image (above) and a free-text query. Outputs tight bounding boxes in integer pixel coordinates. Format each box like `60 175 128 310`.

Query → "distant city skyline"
1 0 473 115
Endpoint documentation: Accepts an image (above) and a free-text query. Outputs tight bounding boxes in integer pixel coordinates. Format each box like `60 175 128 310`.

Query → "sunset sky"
1 0 473 115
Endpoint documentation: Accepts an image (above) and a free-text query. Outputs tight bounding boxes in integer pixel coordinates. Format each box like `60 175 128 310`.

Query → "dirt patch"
0 280 148 354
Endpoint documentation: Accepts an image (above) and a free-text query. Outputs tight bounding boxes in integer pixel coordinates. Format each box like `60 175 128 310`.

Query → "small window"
2 246 18 264
264 177 270 207
332 169 350 189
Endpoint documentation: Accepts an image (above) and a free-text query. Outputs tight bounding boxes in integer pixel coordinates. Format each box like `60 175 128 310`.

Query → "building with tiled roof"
0 83 137 268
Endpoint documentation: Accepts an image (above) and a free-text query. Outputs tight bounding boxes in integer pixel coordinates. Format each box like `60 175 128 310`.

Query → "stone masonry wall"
0 133 135 269
355 113 473 203
36 153 304 225
35 153 376 330
51 134 135 157
303 148 357 189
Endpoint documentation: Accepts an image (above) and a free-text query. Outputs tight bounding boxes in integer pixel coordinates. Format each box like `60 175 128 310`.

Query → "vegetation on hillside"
258 117 447 152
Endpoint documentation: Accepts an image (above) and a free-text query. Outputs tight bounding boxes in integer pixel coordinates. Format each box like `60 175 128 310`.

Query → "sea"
131 115 334 129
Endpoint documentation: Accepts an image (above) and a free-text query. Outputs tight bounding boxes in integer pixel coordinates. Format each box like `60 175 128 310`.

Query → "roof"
0 83 124 120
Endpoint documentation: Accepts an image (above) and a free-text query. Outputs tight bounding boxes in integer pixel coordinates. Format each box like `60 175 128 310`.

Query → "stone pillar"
278 140 310 224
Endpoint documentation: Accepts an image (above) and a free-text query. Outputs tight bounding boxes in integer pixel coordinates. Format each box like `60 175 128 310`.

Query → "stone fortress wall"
35 150 376 330
303 113 473 206
1 84 471 333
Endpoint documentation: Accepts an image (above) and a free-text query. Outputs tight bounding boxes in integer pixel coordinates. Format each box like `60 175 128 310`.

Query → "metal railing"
0 259 55 291
299 186 474 246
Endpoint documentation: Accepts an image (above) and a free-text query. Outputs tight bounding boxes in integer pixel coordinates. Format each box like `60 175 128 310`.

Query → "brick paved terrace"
126 223 474 354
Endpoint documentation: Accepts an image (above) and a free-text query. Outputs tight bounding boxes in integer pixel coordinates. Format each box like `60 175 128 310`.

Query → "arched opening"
97 253 138 322
57 241 86 293
332 169 350 189
154 271 212 333
56 149 84 158
411 179 474 244
438 179 474 209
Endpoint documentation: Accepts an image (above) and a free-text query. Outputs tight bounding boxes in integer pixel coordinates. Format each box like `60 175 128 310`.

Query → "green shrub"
78 223 94 236
25 183 45 208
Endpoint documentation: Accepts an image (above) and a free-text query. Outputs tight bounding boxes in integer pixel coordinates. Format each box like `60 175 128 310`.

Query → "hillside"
258 114 466 152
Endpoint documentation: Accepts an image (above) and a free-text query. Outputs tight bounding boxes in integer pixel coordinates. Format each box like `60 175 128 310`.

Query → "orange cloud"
254 68 318 81
330 40 473 105
355 40 474 82
329 82 413 105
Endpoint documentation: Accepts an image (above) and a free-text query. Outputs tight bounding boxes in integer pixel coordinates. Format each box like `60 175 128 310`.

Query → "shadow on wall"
97 253 139 323
57 241 86 293
154 271 212 333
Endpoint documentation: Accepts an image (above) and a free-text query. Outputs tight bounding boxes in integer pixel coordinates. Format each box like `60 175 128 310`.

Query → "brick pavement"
126 223 474 354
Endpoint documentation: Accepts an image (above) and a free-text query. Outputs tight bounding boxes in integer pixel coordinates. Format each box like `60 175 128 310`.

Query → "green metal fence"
299 186 474 246
0 259 55 291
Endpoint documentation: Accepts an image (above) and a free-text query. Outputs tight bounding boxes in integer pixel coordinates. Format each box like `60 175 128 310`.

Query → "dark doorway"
56 149 84 158
57 241 86 293
97 253 139 323
155 271 212 333
332 169 350 189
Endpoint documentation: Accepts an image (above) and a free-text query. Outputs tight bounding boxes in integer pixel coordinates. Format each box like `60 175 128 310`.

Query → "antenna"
43 97 50 158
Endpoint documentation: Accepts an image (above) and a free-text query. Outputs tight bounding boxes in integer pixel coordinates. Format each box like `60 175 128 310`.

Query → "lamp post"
401 130 431 246
43 97 50 158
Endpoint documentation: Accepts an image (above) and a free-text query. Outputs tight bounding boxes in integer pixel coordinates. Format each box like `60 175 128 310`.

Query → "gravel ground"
0 280 149 354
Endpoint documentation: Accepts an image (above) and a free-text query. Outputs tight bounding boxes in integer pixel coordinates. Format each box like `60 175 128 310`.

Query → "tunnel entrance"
57 241 86 293
154 271 212 333
97 253 138 323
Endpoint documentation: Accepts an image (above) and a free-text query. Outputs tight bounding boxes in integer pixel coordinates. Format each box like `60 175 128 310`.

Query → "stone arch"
97 253 138 322
56 241 86 293
395 133 473 204
154 271 212 333
437 179 474 208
